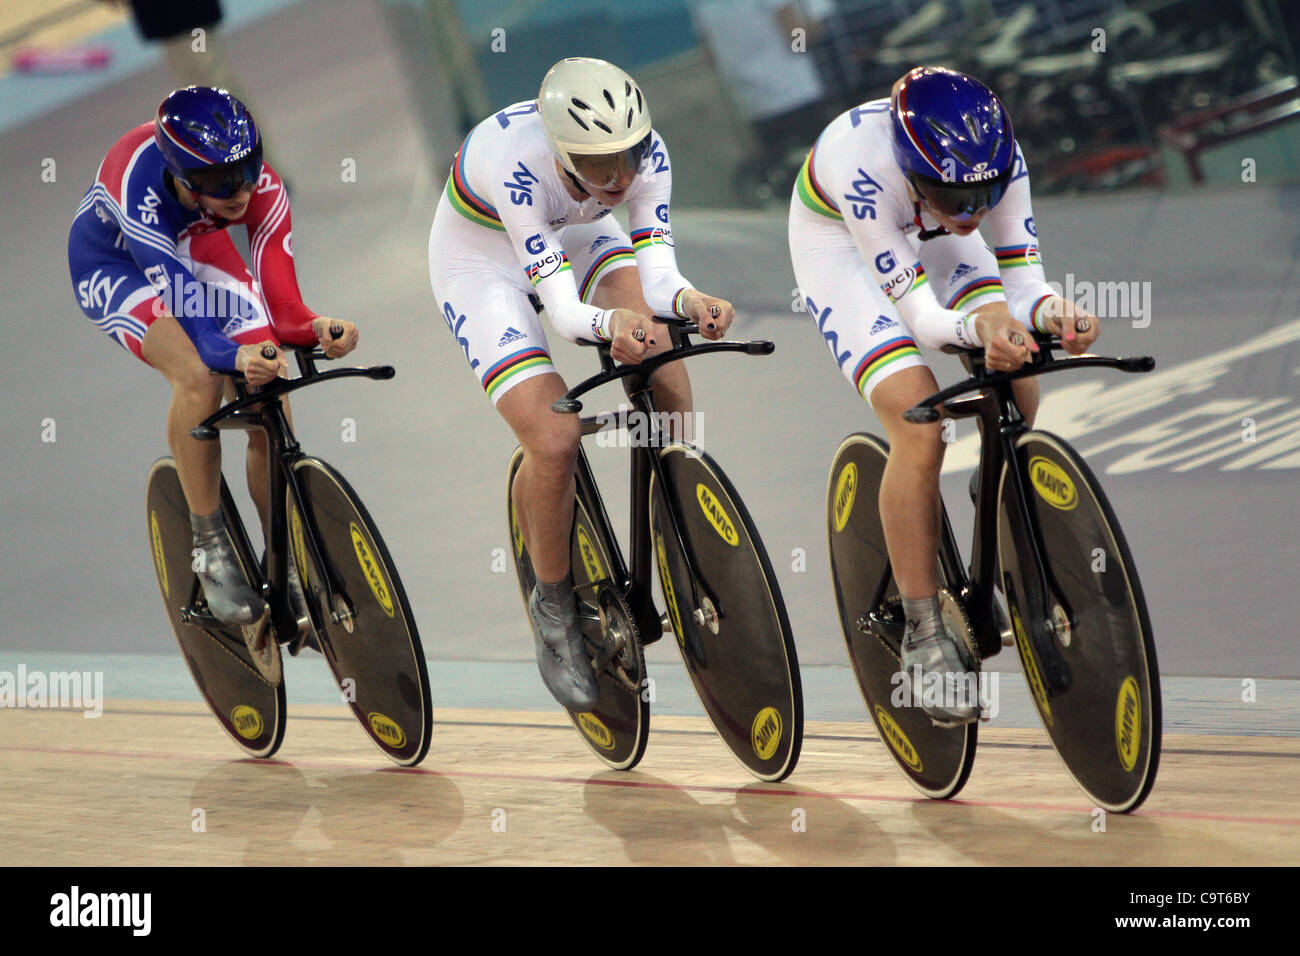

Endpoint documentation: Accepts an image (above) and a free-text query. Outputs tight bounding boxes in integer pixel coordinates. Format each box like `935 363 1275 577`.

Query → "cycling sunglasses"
183 143 264 199
909 169 1010 223
569 132 653 190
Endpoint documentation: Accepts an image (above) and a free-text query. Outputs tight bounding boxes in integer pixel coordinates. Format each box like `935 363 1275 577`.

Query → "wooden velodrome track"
3 701 1296 865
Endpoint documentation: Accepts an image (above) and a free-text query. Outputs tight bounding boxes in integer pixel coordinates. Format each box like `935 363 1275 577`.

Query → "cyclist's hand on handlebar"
1044 297 1098 355
608 308 658 364
312 317 358 358
236 341 287 387
975 313 1038 372
678 289 735 340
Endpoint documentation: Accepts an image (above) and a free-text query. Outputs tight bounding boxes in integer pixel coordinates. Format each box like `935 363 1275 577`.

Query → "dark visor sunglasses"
183 143 264 199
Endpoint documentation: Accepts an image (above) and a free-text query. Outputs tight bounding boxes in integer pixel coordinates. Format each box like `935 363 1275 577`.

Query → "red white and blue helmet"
154 86 263 199
890 66 1014 220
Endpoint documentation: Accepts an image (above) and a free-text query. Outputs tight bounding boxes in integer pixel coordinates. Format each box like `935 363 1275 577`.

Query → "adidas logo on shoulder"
951 262 977 281
869 315 898 335
498 327 527 347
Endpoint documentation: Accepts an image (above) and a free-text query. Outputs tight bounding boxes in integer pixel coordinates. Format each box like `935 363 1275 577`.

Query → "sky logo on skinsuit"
505 162 538 206
443 300 479 372
806 294 851 370
843 168 881 220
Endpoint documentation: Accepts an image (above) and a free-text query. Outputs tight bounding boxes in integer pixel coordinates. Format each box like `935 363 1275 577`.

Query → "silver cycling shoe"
192 520 268 626
900 618 980 726
529 583 600 711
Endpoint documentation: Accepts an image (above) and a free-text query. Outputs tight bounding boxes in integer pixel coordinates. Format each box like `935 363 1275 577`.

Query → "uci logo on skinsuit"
695 484 739 546
1115 677 1141 772
1029 456 1077 510
231 705 263 740
873 706 922 772
751 707 782 760
368 712 406 749
350 523 395 617
578 712 615 750
833 463 857 532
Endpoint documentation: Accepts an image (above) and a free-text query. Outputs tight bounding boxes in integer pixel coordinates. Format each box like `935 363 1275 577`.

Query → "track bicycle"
827 331 1161 811
145 336 432 766
505 316 803 781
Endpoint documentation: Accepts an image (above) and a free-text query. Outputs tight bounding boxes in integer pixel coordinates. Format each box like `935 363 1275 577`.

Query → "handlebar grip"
261 345 278 360
1117 356 1156 372
329 322 344 340
366 365 396 380
191 424 220 441
904 406 940 424
744 340 775 355
552 397 583 414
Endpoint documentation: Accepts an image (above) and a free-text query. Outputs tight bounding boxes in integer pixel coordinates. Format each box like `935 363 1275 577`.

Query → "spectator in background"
690 0 835 204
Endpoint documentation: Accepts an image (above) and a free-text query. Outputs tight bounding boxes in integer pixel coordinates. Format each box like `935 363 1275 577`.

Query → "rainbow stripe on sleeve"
630 228 668 252
446 134 504 231
995 244 1041 268
795 145 841 220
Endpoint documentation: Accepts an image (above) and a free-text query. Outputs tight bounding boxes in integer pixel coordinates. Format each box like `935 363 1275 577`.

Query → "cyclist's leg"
791 207 974 721
566 222 694 438
498 373 580 584
184 230 289 536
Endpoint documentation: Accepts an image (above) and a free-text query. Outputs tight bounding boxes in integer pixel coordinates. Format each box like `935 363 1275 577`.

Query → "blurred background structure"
378 0 1299 205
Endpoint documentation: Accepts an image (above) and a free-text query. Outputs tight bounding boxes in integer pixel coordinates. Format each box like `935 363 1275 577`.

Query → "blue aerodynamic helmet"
890 66 1015 221
154 86 263 199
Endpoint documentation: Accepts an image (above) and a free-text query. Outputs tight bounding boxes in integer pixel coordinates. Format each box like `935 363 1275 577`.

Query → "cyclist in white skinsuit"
789 66 1099 725
429 58 736 710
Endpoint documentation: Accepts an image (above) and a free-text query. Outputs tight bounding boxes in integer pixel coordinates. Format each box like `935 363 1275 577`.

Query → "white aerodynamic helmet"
538 57 653 188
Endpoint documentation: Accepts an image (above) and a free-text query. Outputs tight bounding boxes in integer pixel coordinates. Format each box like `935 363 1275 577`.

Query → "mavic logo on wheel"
368 712 406 749
751 707 783 760
290 508 308 587
510 504 524 559
873 705 922 772
833 463 857 532
655 533 684 649
1008 594 1052 725
695 485 739 547
1115 677 1141 772
350 523 395 618
577 712 615 751
231 705 263 740
575 524 605 589
1029 456 1077 510
149 511 169 598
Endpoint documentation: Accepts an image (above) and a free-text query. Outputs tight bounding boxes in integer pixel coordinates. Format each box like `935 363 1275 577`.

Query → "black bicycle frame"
570 343 715 643
189 348 393 639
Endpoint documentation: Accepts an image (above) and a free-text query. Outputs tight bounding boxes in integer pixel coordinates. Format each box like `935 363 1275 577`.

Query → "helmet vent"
635 88 643 112
624 81 631 96
570 97 590 111
603 89 615 109
592 118 612 133
625 108 633 128
963 113 983 143
566 108 590 131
